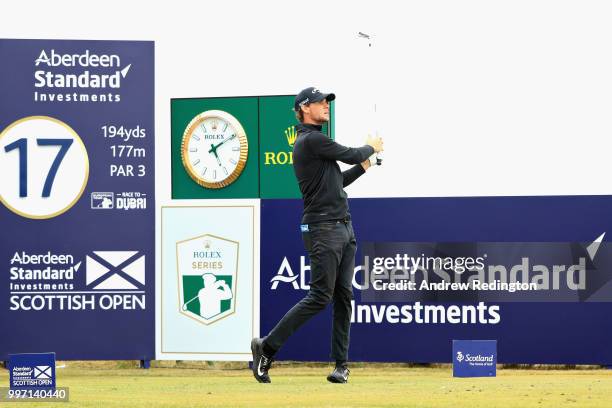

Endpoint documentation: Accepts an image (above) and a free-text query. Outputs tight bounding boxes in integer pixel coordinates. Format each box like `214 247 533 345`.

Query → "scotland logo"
456 351 465 362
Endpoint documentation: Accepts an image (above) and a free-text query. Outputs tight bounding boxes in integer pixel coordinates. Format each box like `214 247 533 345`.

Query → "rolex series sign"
0 39 155 360
159 205 258 361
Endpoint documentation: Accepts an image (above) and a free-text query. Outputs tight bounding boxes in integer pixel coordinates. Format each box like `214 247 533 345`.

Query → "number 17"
4 138 73 197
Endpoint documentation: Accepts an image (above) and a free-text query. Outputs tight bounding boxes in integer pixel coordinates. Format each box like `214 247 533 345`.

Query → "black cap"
294 87 336 111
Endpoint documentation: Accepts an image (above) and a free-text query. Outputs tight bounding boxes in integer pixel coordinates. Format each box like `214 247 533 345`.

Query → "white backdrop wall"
2 0 612 199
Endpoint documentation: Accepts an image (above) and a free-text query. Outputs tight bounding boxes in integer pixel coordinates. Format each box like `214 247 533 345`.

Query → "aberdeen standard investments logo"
176 234 238 325
270 256 314 290
33 48 132 103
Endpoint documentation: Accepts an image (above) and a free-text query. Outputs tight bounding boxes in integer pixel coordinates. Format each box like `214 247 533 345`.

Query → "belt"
308 216 351 225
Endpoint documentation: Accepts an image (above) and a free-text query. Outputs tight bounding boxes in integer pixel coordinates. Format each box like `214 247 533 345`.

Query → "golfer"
251 87 383 383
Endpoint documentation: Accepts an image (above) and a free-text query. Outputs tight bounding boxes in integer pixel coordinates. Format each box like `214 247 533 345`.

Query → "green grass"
2 364 612 407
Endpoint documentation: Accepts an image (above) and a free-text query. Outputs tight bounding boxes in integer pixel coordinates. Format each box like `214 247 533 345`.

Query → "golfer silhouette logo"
198 273 233 319
100 197 113 208
182 273 233 319
177 234 239 324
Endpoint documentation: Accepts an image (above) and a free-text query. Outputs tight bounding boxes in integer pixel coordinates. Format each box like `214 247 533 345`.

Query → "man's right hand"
366 135 384 153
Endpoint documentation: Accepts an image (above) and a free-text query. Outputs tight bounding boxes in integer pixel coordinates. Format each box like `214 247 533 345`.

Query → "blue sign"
261 196 612 364
452 340 496 377
9 353 56 389
0 39 155 360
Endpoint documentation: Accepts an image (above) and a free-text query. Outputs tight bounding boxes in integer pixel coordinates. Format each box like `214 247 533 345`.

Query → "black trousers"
265 220 356 364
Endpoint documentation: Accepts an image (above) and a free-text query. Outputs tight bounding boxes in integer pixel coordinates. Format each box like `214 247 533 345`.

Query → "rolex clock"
181 110 248 189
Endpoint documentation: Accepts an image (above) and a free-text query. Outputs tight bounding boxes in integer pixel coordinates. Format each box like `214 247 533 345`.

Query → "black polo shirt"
292 123 375 224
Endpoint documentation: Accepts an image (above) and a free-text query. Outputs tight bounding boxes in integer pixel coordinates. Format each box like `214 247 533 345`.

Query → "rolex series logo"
176 234 238 325
285 126 297 147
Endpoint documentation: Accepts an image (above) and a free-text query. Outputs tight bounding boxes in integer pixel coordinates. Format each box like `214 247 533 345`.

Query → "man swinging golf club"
251 87 384 383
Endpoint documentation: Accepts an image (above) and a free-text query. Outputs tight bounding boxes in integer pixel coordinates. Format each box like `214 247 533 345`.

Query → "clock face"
181 110 248 189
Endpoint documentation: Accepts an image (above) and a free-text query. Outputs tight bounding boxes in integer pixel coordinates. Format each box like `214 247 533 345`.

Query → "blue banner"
9 353 56 390
261 196 612 364
0 39 154 360
453 340 496 377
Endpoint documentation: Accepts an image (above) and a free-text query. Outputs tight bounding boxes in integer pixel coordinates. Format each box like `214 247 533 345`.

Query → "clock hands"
208 134 236 154
209 144 222 167
208 134 236 168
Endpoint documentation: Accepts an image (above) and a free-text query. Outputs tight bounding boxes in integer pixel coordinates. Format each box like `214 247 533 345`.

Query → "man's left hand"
361 159 371 171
